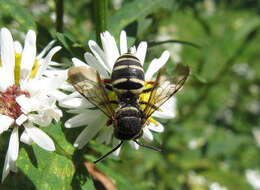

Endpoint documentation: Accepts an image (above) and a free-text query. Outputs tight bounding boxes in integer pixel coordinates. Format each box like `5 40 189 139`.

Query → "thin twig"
55 0 64 32
192 7 211 36
148 40 201 49
93 0 108 46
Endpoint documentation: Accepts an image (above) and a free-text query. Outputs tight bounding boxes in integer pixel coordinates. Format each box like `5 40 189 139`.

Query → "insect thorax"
111 53 145 100
114 104 142 140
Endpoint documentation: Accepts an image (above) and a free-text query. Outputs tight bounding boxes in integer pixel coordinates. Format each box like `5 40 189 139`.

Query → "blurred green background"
1 0 260 189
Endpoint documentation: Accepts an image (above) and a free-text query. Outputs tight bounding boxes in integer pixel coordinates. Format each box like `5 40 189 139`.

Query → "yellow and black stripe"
114 104 142 140
111 53 145 96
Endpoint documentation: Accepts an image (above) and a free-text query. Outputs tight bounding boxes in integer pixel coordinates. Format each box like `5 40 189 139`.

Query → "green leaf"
234 16 260 42
190 73 208 84
148 40 201 49
56 32 86 61
108 0 163 36
137 17 153 37
0 0 36 32
202 169 253 190
97 163 136 190
0 144 74 190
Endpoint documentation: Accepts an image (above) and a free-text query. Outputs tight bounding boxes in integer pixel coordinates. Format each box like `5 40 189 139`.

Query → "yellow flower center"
0 52 40 86
14 53 22 85
29 59 39 79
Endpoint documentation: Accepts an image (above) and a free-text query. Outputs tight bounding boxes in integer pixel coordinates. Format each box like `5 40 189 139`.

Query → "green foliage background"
1 0 260 189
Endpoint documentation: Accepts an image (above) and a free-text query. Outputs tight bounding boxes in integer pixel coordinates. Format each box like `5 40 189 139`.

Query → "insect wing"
68 66 115 119
142 64 189 122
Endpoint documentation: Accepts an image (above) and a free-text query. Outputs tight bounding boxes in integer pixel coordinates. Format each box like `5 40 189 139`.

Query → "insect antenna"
134 140 162 152
94 141 124 164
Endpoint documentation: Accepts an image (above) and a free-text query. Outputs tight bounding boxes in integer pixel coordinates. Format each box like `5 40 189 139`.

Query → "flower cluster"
0 28 177 182
0 28 66 182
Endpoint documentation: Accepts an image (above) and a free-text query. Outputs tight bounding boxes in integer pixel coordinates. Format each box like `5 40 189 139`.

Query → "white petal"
74 115 106 149
145 50 170 80
59 97 92 109
16 95 36 114
88 40 110 72
129 141 139 150
152 97 176 119
15 114 28 126
0 114 14 134
135 41 147 65
65 110 101 128
147 121 164 133
60 82 74 91
24 122 55 151
60 91 82 100
112 138 121 156
43 69 67 78
37 40 56 59
20 30 36 81
20 79 40 97
8 127 19 161
14 41 23 54
0 67 14 91
130 46 136 54
72 57 88 67
84 52 109 78
38 75 66 93
35 46 62 79
1 126 18 183
20 130 33 145
49 61 67 66
28 113 52 127
0 28 15 72
49 90 68 101
2 153 10 183
49 107 62 122
95 127 113 145
120 30 127 54
101 31 119 70
142 127 153 141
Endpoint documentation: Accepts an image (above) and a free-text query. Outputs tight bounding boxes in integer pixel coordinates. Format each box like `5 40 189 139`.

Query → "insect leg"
133 140 162 152
98 100 118 107
139 101 159 110
94 141 124 164
142 87 153 93
142 81 155 93
103 79 113 91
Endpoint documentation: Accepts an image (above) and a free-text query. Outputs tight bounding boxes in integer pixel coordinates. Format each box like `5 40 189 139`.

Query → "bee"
68 53 189 163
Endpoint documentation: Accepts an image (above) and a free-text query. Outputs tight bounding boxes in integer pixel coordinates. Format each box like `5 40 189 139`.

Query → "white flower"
188 137 205 150
0 28 65 182
188 171 207 186
60 30 177 155
209 182 228 190
252 128 260 148
246 169 260 189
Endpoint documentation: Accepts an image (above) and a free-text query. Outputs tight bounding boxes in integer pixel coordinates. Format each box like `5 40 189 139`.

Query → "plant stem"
55 0 64 32
93 0 108 46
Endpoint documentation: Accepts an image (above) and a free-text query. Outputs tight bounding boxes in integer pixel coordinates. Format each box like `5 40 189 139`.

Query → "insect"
68 53 189 163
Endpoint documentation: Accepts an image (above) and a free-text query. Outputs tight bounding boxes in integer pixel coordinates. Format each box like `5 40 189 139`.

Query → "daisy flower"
0 28 65 182
60 30 176 155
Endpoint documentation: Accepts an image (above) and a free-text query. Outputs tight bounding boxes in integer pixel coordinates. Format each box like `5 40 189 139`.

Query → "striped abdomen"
114 105 142 140
111 53 144 97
